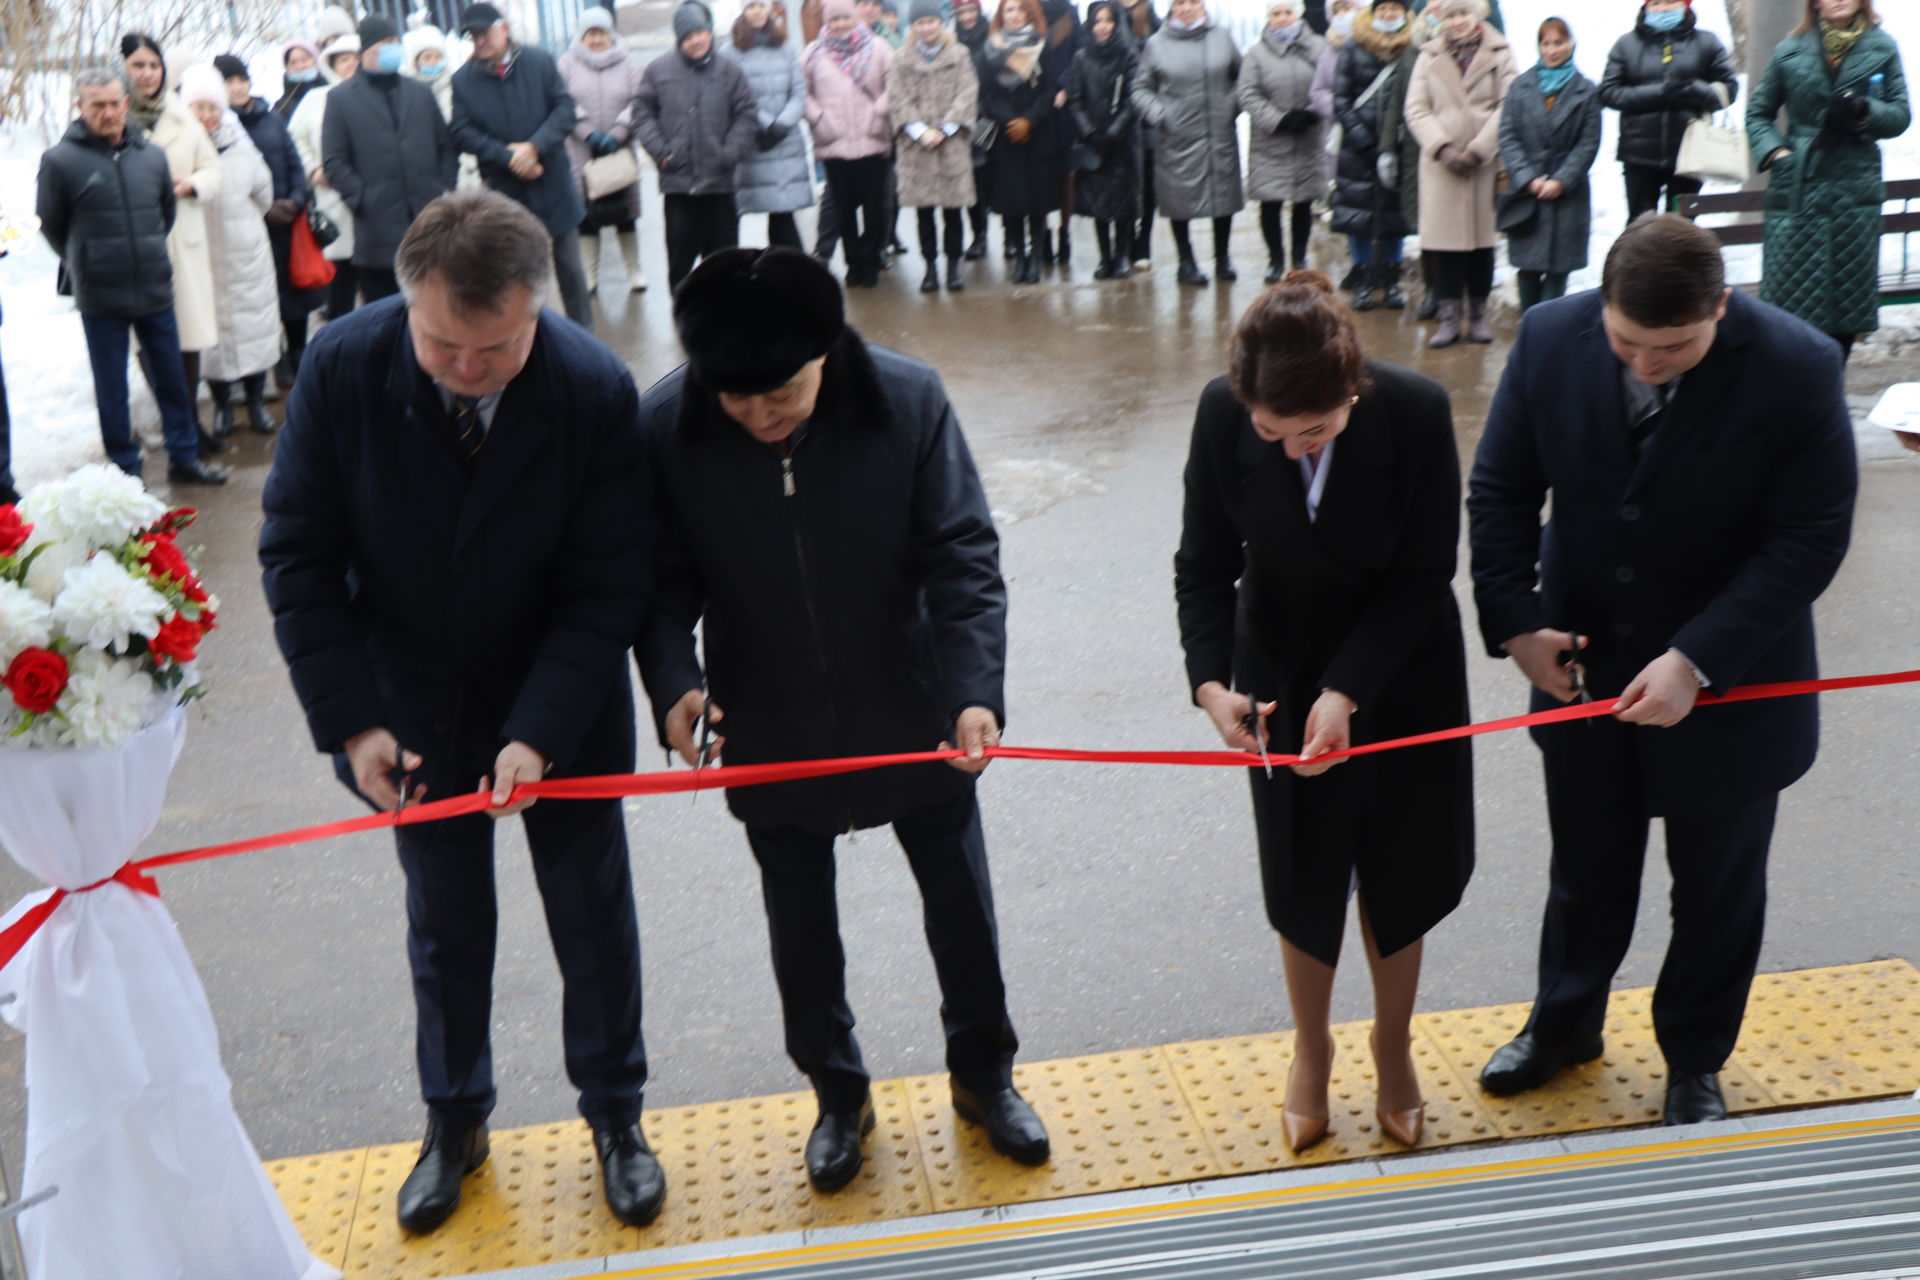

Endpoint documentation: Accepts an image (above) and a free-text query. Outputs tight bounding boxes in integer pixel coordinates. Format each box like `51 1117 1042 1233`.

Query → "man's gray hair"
395 190 554 318
73 65 132 97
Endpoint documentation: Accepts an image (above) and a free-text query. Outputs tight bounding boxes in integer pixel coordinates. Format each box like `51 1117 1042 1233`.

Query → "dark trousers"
1136 149 1157 258
388 782 648 1130
744 791 1019 1112
1517 271 1571 311
663 192 739 291
80 308 201 471
1623 164 1703 220
1171 215 1233 264
916 206 964 258
549 226 594 327
823 156 891 280
325 260 360 319
1259 200 1313 268
1427 247 1495 300
1527 719 1778 1073
268 222 317 381
766 210 803 249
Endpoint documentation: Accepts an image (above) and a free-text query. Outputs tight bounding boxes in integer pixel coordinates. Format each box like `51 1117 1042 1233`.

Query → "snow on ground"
2 1 1917 488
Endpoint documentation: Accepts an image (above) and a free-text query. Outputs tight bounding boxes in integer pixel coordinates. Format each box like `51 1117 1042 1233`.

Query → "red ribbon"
2 666 1916 975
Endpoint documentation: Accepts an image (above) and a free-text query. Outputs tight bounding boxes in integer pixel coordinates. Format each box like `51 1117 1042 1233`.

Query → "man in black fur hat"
635 246 1050 1191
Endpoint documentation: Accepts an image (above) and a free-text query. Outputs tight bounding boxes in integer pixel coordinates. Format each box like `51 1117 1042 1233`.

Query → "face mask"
287 66 320 83
374 43 406 72
1644 7 1686 31
418 60 446 77
1370 13 1404 33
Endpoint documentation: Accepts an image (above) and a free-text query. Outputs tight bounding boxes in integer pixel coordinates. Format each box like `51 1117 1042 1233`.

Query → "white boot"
578 230 600 294
617 229 648 292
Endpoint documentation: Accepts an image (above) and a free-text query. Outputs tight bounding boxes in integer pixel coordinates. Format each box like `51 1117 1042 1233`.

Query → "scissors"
691 694 717 800
1563 634 1594 725
1240 694 1274 779
391 741 414 815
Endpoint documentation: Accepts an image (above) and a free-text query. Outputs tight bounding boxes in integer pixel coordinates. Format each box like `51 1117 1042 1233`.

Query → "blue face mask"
374 42 406 73
1644 7 1686 31
287 66 320 83
418 59 446 77
1371 14 1404 33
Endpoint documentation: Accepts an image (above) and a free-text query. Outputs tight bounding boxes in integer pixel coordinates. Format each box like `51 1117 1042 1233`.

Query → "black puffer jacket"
1598 8 1738 170
1329 12 1414 240
34 120 176 318
636 333 1007 836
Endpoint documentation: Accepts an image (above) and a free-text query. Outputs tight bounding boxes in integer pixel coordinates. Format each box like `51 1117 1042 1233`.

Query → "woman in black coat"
976 0 1066 282
1175 270 1473 1155
1598 0 1738 220
1069 1 1142 278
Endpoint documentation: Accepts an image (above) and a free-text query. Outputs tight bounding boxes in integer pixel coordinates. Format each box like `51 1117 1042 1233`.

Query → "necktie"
1630 384 1671 457
450 395 485 461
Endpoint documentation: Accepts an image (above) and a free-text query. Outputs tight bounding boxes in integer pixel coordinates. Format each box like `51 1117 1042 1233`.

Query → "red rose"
181 576 209 604
149 614 203 666
139 533 194 585
0 506 32 558
158 506 198 534
196 607 217 632
4 648 70 715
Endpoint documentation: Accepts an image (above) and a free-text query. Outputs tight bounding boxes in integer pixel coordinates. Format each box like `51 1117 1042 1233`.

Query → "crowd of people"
20 0 1911 489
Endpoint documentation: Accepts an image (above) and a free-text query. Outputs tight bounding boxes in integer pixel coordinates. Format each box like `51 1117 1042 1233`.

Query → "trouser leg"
81 314 140 473
767 210 803 249
1526 720 1652 1046
1212 214 1233 263
1290 201 1313 268
549 228 594 326
823 160 863 274
1541 271 1570 302
1516 271 1543 311
814 184 841 257
133 309 203 466
663 194 701 291
1467 246 1495 298
941 207 963 258
1171 218 1195 261
1094 218 1112 262
1347 233 1373 265
745 823 870 1111
1259 201 1282 263
524 793 648 1129
396 808 502 1124
918 206 939 259
892 791 1019 1094
1623 164 1666 220
1654 796 1778 1072
1003 213 1027 254
698 192 740 261
1427 250 1467 300
326 261 359 318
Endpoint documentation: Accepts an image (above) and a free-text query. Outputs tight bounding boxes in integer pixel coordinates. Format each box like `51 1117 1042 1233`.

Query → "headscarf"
1165 5 1209 33
815 0 877 83
1084 0 1129 62
1264 5 1304 49
120 33 169 131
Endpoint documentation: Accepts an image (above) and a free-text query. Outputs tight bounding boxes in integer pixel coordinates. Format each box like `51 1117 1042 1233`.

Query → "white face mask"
1330 13 1356 35
1371 13 1405 33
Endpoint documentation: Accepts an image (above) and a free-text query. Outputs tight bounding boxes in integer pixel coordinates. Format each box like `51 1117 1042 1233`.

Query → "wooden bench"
1675 178 1920 306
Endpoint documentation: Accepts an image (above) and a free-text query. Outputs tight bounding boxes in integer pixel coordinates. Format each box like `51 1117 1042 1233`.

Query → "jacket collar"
64 118 143 150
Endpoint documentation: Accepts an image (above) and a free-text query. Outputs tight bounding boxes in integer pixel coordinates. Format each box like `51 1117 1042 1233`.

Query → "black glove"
1826 91 1869 129
1277 108 1316 134
756 122 792 151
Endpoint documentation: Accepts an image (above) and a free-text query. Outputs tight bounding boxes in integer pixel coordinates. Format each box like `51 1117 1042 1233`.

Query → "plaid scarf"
1819 16 1867 69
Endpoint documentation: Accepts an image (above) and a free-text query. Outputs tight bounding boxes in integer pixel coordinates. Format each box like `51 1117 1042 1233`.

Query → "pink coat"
803 38 892 160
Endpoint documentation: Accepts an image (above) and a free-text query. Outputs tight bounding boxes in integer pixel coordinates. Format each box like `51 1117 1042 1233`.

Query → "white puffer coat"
200 115 283 381
290 54 355 263
145 94 224 350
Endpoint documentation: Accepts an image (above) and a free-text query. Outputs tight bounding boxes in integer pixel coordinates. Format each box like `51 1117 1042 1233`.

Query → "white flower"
24 466 165 549
0 581 53 664
55 649 159 749
49 555 168 654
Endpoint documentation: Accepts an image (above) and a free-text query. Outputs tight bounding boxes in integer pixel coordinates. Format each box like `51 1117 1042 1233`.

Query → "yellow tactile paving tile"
277 961 1920 1279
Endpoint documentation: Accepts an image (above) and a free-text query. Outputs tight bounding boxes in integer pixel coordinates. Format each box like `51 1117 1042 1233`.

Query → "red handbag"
288 213 336 290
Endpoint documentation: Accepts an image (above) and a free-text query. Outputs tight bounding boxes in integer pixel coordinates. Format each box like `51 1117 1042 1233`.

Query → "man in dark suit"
1467 214 1856 1125
636 247 1049 1192
259 191 664 1232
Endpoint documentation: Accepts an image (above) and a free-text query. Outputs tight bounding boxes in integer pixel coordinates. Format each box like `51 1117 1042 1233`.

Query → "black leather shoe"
951 1083 1050 1165
805 1095 876 1191
396 1117 489 1234
594 1123 667 1225
945 258 966 291
1214 258 1238 283
965 235 988 260
210 402 235 439
196 425 226 456
1663 1071 1727 1126
167 459 229 486
1478 1032 1605 1096
1176 259 1209 287
920 260 941 292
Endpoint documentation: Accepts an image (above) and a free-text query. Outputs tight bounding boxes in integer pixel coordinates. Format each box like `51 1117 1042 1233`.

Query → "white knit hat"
179 62 226 107
313 5 356 48
579 5 616 33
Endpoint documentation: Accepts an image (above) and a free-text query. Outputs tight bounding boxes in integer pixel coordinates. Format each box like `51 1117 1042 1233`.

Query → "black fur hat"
673 248 846 396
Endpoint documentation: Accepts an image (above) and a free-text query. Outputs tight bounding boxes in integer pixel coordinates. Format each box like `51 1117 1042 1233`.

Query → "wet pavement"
1 208 1917 1170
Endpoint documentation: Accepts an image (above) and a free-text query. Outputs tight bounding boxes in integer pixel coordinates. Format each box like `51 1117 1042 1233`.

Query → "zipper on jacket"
782 456 796 496
113 144 141 280
779 439 855 829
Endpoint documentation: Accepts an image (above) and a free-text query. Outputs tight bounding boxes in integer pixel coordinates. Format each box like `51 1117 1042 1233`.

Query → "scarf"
1535 61 1576 98
1166 15 1208 33
1445 28 1483 74
128 86 167 131
988 24 1044 88
916 35 944 61
570 35 631 70
1263 20 1303 49
819 21 875 84
1819 15 1867 69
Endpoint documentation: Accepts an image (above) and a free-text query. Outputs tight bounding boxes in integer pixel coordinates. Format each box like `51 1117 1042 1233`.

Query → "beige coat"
890 39 978 210
146 95 223 351
1403 25 1516 253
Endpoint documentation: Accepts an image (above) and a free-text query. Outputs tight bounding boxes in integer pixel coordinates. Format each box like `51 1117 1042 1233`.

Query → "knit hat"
213 53 250 81
313 5 355 48
674 248 846 396
673 0 714 39
358 14 401 47
180 63 226 107
908 0 943 20
580 5 616 33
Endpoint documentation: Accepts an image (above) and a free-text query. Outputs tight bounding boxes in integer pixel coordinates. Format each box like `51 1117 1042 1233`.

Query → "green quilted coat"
1746 23 1910 336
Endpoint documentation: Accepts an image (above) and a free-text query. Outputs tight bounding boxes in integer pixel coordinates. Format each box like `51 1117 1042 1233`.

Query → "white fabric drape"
0 710 336 1280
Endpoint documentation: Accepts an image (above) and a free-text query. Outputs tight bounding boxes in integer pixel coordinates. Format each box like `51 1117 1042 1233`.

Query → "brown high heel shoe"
1376 1105 1424 1147
1282 1054 1331 1153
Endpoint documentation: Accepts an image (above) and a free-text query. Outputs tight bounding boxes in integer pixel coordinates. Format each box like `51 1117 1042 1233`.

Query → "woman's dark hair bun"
1228 270 1371 417
1277 268 1337 297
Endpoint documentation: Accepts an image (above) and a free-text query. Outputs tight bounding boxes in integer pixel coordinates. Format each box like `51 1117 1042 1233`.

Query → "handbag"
288 212 337 290
582 145 640 201
1675 111 1752 184
1070 141 1104 172
306 205 340 250
1495 189 1538 235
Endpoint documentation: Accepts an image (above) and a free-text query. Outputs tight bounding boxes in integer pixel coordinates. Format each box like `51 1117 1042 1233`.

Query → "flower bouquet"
0 466 336 1280
0 464 217 747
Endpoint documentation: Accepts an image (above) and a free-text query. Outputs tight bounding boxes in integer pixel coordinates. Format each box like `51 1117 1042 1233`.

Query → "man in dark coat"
636 247 1050 1192
258 191 664 1234
220 53 319 382
322 16 457 303
1467 214 1856 1127
450 3 593 327
1598 0 1738 220
35 67 224 485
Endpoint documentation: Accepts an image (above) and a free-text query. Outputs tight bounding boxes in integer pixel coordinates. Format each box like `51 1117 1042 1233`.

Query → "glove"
264 198 302 226
1277 108 1316 134
1440 144 1478 176
1826 91 1869 128
588 131 621 157
756 122 792 150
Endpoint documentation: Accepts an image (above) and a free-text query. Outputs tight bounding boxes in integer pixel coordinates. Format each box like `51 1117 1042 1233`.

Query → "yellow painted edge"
579 1111 1920 1280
